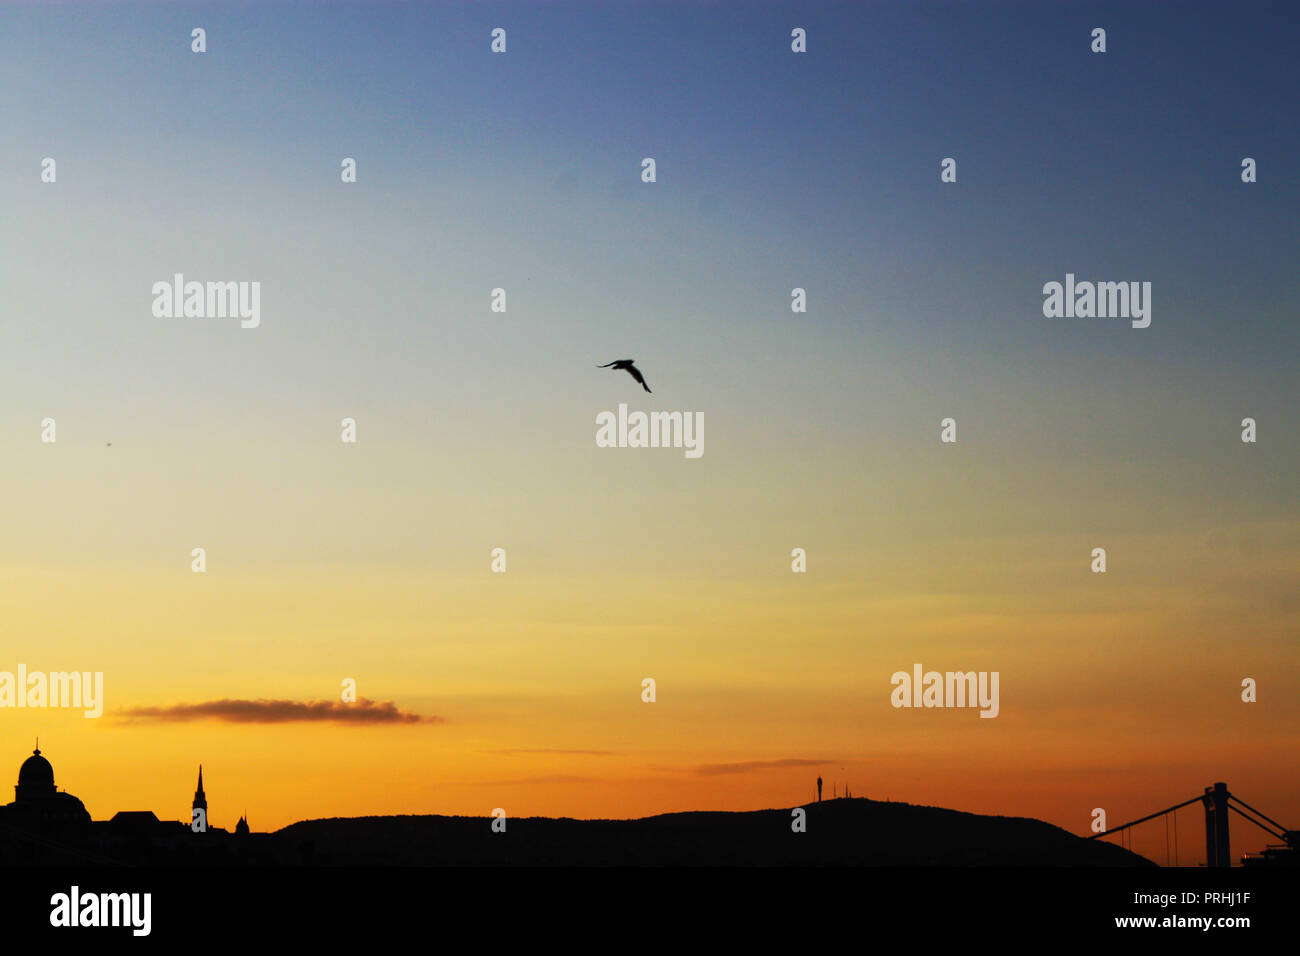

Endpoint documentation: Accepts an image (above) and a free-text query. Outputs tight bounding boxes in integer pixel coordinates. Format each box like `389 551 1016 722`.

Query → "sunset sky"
1 1 1296 865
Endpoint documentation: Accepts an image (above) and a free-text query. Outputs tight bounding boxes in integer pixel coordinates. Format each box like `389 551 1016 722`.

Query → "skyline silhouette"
0 741 1174 866
0 741 1292 867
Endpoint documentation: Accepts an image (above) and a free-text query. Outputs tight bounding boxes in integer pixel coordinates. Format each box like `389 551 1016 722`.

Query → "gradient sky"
1 0 1296 865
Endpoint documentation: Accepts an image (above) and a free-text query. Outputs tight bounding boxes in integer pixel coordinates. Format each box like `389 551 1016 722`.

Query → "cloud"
691 758 836 776
483 748 615 756
118 698 434 725
462 775 599 786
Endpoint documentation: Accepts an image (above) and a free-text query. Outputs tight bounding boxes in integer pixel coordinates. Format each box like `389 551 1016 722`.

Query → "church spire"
193 764 207 814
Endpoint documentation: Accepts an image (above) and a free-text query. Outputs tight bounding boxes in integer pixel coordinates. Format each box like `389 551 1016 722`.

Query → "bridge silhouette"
1091 782 1297 866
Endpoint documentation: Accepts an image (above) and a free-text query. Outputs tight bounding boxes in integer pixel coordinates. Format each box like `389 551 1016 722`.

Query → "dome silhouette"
16 748 56 798
3 746 91 830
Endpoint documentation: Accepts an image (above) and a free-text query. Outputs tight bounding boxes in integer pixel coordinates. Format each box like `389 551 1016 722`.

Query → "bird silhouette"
597 359 651 392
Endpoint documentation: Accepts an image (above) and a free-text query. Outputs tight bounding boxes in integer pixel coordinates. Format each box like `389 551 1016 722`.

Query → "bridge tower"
1202 782 1230 867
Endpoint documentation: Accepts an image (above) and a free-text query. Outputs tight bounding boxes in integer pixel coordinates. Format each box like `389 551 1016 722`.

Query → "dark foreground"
1 863 1291 943
1 797 1149 866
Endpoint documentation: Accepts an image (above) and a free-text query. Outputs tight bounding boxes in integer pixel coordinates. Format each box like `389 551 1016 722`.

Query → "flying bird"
597 359 652 392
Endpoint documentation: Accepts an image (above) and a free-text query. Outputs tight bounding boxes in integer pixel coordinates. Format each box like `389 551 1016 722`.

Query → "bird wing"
627 365 650 391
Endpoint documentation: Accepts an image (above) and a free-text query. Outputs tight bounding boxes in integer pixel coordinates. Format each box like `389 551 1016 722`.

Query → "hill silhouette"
272 797 1152 866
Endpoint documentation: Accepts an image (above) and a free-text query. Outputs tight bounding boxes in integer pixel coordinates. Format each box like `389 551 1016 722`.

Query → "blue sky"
0 0 1296 565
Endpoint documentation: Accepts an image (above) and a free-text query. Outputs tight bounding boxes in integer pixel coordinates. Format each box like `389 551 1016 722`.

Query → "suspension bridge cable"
1228 802 1286 840
1228 795 1290 834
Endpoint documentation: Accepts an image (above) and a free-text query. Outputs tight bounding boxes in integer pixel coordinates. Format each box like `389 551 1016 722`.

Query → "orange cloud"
117 698 432 724
691 758 836 776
